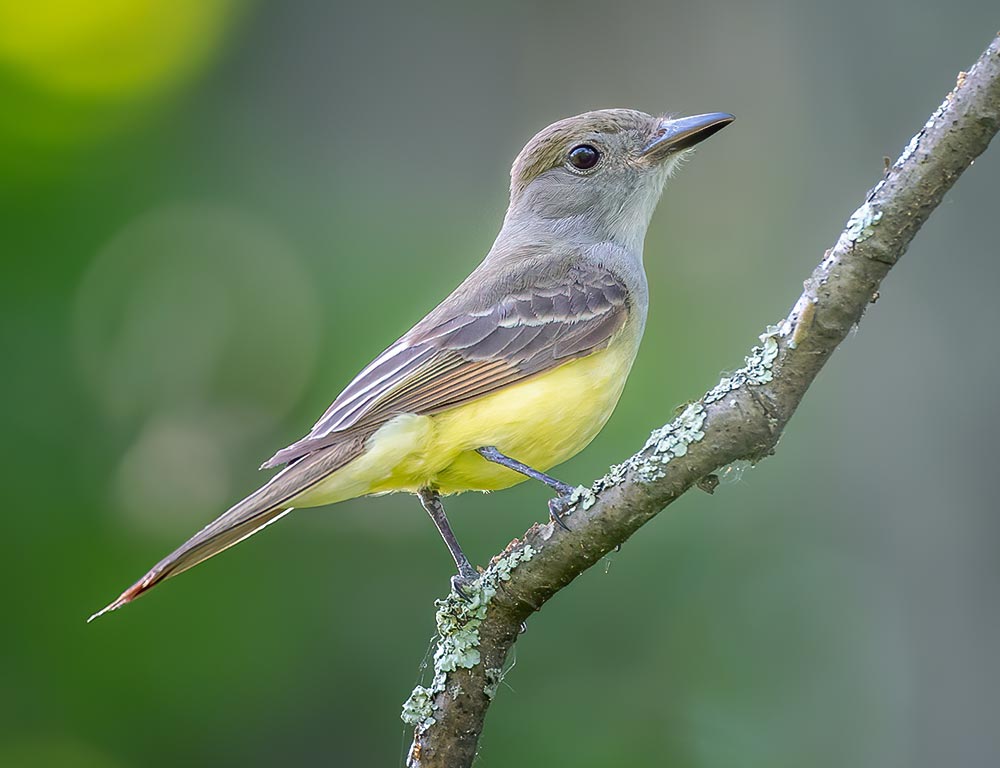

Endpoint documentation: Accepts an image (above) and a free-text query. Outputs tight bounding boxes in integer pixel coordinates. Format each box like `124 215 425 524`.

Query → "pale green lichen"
645 403 707 463
544 485 597 524
705 324 784 404
594 401 707 489
401 686 436 728
844 202 883 243
592 323 788 493
566 484 597 512
401 544 536 732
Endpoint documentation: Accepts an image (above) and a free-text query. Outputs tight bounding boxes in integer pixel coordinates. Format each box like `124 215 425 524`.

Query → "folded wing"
263 264 630 467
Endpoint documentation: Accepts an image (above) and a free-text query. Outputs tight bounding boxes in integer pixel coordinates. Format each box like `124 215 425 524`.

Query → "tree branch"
403 34 1000 767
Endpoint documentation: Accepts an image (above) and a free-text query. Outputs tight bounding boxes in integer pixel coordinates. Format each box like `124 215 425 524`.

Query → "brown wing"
262 264 629 468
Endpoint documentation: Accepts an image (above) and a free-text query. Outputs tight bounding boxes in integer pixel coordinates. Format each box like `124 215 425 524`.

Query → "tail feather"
88 498 292 622
89 434 368 622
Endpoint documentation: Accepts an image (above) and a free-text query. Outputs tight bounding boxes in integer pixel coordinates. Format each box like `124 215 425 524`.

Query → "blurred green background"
3 1 998 766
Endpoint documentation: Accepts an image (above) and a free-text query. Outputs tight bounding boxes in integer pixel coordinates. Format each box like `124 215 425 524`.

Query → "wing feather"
262 263 630 468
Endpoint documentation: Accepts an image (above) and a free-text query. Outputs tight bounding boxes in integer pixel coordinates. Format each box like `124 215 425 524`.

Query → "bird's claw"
548 496 572 531
450 568 481 600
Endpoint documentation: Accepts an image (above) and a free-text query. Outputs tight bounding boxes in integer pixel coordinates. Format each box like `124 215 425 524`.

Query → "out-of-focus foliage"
0 0 242 176
2 2 998 767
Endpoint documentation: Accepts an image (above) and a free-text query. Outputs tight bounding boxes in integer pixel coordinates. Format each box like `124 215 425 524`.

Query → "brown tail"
88 495 293 622
88 434 368 622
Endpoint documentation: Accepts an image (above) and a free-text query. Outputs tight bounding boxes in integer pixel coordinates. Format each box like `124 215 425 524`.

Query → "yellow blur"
0 0 240 95
0 0 243 163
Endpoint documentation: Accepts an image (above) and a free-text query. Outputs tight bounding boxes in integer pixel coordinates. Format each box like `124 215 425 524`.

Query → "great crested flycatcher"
91 108 732 620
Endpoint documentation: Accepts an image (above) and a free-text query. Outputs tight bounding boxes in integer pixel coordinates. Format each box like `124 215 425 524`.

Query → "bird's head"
505 108 733 249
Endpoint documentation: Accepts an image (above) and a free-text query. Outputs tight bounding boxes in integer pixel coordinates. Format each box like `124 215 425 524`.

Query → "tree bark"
403 34 1000 768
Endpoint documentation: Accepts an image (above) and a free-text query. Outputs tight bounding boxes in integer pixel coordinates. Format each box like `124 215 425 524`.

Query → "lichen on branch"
402 544 535 733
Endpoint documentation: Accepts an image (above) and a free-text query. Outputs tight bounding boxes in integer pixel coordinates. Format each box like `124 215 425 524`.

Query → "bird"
90 108 733 621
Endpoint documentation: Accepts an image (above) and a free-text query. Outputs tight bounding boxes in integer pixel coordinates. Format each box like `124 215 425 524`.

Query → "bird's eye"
567 144 600 171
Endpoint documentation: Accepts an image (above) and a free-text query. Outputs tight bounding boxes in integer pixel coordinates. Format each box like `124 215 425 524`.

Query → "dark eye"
567 144 600 171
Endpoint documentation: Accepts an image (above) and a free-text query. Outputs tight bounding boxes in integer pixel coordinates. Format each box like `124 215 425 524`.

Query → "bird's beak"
640 112 734 160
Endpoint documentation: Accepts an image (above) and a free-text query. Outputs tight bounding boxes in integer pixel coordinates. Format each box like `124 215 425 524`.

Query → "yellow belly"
292 339 636 506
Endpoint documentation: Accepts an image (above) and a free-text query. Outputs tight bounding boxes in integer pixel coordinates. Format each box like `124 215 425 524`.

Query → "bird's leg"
417 488 480 592
476 446 574 530
475 446 575 495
